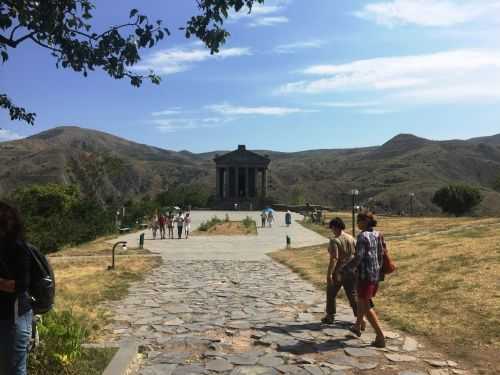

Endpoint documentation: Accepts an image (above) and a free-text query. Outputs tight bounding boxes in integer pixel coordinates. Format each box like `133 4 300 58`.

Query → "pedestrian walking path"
112 211 327 261
105 211 471 375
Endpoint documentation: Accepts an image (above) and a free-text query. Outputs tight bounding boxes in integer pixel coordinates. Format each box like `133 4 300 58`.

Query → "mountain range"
1 126 500 215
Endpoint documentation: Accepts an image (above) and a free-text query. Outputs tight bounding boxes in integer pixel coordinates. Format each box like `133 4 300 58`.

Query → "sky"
2 0 500 152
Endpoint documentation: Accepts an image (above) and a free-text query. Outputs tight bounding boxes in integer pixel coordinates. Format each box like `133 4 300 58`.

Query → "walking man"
322 217 358 324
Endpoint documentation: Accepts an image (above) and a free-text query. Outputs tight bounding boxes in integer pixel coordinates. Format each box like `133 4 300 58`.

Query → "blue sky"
2 0 500 152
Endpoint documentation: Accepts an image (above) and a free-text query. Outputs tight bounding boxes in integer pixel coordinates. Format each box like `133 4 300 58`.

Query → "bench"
119 227 131 234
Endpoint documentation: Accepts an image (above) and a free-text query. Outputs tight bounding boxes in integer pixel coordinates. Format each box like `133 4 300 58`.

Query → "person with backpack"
322 217 358 325
0 202 33 375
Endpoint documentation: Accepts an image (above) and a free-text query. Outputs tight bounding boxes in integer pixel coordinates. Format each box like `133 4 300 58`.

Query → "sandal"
360 321 366 331
348 325 362 337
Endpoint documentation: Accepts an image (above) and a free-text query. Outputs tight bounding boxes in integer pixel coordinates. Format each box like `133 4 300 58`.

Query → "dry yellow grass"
272 214 500 374
48 237 162 340
194 221 257 236
50 234 151 257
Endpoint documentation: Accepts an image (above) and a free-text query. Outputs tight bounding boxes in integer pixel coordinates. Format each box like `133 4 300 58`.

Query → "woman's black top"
0 241 32 322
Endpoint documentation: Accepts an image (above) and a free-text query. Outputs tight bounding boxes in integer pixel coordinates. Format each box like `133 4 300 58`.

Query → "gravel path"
104 211 471 375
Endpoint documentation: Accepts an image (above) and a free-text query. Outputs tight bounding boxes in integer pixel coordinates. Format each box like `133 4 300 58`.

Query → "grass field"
272 213 500 375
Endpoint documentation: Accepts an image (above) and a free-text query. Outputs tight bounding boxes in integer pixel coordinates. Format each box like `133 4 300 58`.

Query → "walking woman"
260 211 267 228
184 213 192 239
344 210 386 348
167 213 174 239
0 202 33 375
175 212 184 239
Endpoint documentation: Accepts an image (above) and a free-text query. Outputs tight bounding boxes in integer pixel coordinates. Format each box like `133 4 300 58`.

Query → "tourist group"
259 208 293 228
151 211 192 240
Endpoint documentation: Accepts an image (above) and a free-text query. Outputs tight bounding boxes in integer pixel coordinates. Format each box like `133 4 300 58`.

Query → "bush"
493 175 500 192
242 216 257 230
10 184 116 253
198 216 223 231
29 310 88 374
432 184 483 216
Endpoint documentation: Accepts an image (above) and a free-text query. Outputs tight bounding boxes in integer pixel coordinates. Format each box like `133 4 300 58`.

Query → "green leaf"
129 8 139 18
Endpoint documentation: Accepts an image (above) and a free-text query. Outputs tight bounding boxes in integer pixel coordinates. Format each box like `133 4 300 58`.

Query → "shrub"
10 184 116 253
493 174 500 192
241 216 257 234
29 310 88 374
242 216 256 229
432 184 483 216
198 216 223 231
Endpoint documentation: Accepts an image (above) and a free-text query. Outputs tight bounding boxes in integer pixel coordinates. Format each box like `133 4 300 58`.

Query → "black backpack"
22 242 56 315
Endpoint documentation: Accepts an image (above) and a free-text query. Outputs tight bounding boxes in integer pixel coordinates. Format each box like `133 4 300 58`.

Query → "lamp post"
108 241 127 270
409 192 415 216
351 189 359 237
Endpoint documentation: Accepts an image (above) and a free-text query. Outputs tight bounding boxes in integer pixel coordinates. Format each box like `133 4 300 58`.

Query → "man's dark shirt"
0 241 31 322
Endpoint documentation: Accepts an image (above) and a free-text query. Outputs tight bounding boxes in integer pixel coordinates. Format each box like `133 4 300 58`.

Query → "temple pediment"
214 145 270 166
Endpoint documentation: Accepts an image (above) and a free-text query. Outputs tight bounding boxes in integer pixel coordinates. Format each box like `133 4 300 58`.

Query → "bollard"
139 233 145 249
286 235 291 249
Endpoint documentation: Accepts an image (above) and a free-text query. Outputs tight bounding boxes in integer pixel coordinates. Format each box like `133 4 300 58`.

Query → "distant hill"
1 126 500 215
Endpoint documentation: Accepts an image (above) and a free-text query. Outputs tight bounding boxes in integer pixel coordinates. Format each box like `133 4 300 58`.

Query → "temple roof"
214 145 271 166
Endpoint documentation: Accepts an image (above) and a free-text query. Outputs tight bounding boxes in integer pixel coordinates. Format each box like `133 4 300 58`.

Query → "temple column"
244 167 249 198
224 168 230 198
216 167 221 199
235 167 240 198
262 169 268 198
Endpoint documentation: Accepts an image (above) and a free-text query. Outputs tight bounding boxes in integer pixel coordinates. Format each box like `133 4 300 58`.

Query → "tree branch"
0 35 16 48
9 24 22 41
0 32 36 48
29 36 63 53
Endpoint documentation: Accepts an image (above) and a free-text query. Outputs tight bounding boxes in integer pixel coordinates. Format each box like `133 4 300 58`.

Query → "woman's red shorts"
357 281 378 300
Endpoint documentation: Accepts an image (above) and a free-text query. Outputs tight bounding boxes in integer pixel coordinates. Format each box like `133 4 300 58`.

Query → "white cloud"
249 16 289 27
315 101 379 108
0 129 22 141
354 0 500 27
229 4 283 20
360 108 396 115
277 49 500 105
134 46 251 76
151 108 182 116
228 0 291 27
206 103 312 116
274 40 325 54
153 117 229 133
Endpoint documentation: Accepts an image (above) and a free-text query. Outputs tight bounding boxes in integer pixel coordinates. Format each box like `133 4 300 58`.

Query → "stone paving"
105 211 472 375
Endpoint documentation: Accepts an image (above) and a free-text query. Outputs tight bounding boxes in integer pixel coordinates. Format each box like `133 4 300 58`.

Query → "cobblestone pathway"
104 211 471 375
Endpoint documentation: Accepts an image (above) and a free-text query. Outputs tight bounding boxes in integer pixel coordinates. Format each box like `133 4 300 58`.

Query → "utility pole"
409 192 415 216
351 189 359 237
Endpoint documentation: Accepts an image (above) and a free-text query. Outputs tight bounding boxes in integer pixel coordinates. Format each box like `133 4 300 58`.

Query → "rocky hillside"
1 126 500 215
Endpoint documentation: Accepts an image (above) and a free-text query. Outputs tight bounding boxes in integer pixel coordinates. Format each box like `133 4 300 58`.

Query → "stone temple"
214 145 271 209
